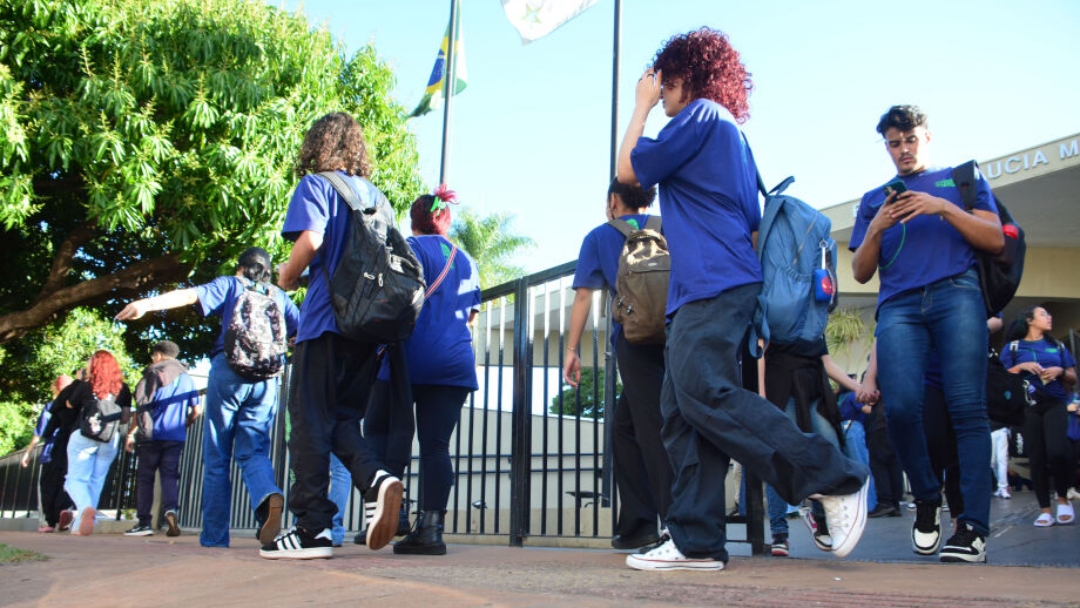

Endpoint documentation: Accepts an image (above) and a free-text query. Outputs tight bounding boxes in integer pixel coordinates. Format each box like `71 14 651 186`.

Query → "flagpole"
439 0 459 185
608 0 622 179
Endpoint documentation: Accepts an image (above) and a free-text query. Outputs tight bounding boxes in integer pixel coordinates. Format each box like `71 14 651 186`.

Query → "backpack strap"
643 216 662 232
317 171 373 212
424 243 458 298
606 218 635 238
952 160 978 211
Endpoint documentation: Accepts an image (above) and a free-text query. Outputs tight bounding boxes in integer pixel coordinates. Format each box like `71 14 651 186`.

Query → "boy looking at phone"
850 105 1005 563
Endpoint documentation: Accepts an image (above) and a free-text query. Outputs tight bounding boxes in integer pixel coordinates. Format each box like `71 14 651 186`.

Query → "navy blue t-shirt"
379 235 481 389
571 214 655 343
850 165 998 308
630 99 762 315
1000 339 1077 402
194 276 300 359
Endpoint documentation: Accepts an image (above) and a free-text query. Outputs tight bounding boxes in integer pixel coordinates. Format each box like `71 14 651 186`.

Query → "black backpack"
954 160 1025 317
224 278 288 381
317 172 426 344
985 348 1031 427
80 394 122 442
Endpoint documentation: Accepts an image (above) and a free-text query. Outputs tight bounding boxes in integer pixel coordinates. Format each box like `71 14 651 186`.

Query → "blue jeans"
766 396 841 536
200 354 283 547
65 430 120 530
876 268 992 534
661 284 867 561
328 454 352 546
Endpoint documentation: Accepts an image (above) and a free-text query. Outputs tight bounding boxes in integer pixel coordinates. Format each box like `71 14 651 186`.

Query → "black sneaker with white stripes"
259 526 333 560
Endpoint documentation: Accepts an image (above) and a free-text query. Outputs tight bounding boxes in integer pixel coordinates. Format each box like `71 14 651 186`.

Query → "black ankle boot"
393 510 446 555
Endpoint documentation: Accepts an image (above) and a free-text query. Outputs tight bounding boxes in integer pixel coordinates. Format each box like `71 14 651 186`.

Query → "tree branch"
0 253 190 344
32 221 99 305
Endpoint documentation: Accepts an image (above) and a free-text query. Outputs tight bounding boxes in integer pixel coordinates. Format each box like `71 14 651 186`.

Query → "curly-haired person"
617 28 869 571
268 112 406 560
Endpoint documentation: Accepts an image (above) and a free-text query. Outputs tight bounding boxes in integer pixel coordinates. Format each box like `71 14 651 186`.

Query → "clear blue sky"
281 0 1080 273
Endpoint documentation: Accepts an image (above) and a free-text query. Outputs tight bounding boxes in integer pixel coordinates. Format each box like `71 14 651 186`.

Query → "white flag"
501 0 600 45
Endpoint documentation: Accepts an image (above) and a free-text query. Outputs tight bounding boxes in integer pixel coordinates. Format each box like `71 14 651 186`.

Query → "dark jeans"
136 440 185 526
612 335 672 537
1023 398 1072 509
876 269 992 534
288 333 385 533
866 404 905 508
39 460 72 527
367 382 469 512
660 284 867 561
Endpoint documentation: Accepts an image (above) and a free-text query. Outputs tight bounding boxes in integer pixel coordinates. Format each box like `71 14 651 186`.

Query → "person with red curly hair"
617 28 869 571
63 350 132 536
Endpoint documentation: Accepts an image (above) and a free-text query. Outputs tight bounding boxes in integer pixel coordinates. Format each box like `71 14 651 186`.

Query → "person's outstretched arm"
115 288 198 321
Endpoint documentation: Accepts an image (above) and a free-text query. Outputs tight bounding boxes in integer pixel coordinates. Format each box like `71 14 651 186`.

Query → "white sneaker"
810 475 870 558
1068 488 1080 501
625 538 724 571
995 487 1012 499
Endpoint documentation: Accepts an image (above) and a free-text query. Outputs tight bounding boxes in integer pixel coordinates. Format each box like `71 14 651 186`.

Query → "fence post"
509 277 533 547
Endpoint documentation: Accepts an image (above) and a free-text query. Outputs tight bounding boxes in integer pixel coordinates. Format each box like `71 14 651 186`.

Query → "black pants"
39 460 72 527
287 333 385 533
1023 398 1072 509
363 345 416 480
923 384 963 512
660 285 866 561
612 334 671 537
135 440 184 526
866 403 905 508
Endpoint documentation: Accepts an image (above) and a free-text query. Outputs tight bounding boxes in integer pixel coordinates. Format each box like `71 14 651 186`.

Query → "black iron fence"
2 261 766 551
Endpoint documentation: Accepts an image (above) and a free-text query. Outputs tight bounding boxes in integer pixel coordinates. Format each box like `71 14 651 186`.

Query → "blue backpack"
752 173 838 353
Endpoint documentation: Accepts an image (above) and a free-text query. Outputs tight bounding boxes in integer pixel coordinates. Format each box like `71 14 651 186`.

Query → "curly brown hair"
294 112 371 178
652 27 753 124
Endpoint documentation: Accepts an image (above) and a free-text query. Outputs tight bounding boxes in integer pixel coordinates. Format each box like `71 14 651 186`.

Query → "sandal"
1056 503 1074 525
1034 512 1055 527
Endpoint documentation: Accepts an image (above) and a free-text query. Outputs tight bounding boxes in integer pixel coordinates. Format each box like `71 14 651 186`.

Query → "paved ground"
1 490 1077 608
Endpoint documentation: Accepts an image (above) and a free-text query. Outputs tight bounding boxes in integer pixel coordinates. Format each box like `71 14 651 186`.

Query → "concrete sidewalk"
1 527 1077 608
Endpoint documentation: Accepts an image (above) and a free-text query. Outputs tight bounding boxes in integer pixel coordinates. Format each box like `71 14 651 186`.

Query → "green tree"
550 368 621 420
0 307 138 455
0 0 424 351
449 208 535 289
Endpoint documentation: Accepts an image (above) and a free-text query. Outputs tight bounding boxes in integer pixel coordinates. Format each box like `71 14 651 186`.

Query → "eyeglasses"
885 135 921 149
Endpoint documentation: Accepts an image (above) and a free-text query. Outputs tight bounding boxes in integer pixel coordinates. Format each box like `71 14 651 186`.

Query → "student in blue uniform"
1000 306 1077 527
850 105 1005 563
117 247 299 549
270 112 405 559
374 186 482 556
564 178 671 551
617 27 869 571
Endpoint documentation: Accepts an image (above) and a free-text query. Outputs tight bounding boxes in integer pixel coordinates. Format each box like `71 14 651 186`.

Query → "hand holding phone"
883 179 907 202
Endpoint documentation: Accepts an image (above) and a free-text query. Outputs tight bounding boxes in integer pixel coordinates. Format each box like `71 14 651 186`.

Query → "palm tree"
449 208 535 289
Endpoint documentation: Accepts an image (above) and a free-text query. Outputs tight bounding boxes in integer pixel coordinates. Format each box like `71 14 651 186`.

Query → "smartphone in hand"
883 179 907 202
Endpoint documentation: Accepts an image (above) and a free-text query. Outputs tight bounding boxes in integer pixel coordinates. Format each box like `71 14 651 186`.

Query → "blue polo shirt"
281 171 394 344
1000 338 1077 402
378 235 481 389
572 214 655 343
850 165 998 308
194 277 300 358
630 98 761 315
